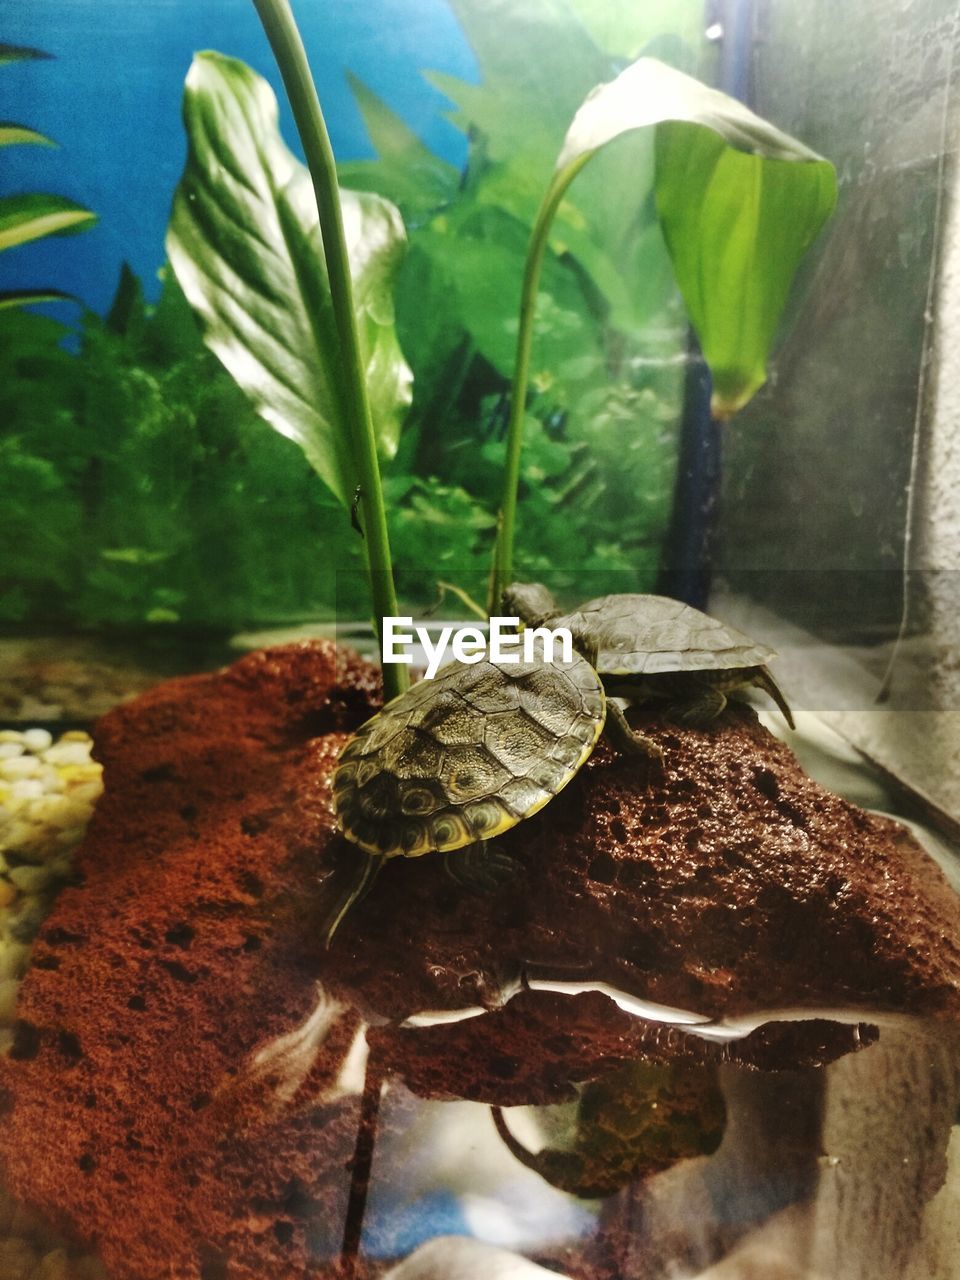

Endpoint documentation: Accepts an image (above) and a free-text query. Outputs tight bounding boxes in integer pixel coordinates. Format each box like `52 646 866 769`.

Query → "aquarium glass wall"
715 0 960 816
721 0 960 637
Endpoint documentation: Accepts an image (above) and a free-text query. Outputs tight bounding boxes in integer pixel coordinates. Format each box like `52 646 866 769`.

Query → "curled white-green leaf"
554 57 837 417
492 56 836 599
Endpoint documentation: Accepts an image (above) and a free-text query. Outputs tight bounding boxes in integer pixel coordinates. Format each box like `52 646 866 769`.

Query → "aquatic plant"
344 0 700 606
488 57 837 603
2 3 836 638
166 0 834 645
0 43 96 310
166 3 699 652
0 271 492 629
167 4 412 698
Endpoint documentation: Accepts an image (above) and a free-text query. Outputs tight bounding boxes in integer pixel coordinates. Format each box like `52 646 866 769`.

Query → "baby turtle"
504 583 794 751
329 651 644 941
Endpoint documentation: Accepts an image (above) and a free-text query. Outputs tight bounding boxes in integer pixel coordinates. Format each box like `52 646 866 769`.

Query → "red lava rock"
328 712 960 1040
0 640 958 1280
0 642 381 1280
366 994 879 1107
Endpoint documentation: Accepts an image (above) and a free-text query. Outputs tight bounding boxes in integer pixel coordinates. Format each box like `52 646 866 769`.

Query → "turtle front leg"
443 840 521 893
604 701 663 759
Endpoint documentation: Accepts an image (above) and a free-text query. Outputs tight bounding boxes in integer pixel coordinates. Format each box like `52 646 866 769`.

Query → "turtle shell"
553 594 776 678
333 655 605 858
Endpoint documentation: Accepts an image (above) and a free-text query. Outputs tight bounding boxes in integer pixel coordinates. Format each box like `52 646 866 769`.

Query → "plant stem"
490 162 586 611
252 0 407 701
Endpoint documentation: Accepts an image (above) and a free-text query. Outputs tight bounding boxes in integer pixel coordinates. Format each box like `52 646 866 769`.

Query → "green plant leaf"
565 0 704 61
166 50 413 509
654 120 836 415
0 287 76 310
100 547 173 565
0 43 53 65
414 203 603 379
339 72 458 219
0 121 55 147
105 261 146 336
0 193 97 252
491 55 835 600
0 45 95 312
554 57 837 416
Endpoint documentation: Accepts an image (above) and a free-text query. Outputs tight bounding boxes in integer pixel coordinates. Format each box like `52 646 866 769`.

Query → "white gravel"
0 729 106 1279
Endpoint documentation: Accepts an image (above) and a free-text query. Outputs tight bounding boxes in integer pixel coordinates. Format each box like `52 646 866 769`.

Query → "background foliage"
3 0 706 628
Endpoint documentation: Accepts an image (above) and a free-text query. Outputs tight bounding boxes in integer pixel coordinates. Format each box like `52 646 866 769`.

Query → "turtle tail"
753 668 796 731
321 850 385 947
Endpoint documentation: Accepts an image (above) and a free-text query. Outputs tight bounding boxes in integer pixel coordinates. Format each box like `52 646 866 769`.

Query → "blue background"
2 0 477 314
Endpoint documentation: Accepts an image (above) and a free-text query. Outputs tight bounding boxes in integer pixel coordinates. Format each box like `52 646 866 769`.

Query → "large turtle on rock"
329 650 649 941
503 583 795 745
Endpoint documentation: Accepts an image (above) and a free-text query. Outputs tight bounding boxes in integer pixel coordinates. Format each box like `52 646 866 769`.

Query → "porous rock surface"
0 640 958 1280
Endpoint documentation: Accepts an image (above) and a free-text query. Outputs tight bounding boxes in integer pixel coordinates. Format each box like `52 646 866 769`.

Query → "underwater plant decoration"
489 57 837 608
340 0 703 607
166 3 835 633
167 0 412 700
0 43 97 310
0 265 385 630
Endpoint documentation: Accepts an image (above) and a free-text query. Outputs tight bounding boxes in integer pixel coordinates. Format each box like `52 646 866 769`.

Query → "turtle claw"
444 841 521 893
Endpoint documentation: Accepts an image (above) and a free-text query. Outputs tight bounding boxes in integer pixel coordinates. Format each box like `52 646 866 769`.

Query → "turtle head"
501 581 559 626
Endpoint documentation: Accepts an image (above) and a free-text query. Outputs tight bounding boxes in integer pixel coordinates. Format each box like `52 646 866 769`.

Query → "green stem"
253 0 407 701
490 161 586 612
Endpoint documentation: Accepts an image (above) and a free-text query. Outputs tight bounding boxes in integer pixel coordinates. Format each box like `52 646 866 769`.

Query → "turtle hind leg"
671 682 728 726
604 700 663 759
320 849 385 947
443 840 521 893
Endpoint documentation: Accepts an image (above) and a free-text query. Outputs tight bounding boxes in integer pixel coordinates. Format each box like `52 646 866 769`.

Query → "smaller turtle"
503 583 795 753
328 651 645 942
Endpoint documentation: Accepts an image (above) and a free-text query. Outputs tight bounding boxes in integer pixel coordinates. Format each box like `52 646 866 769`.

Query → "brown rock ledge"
0 640 957 1280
